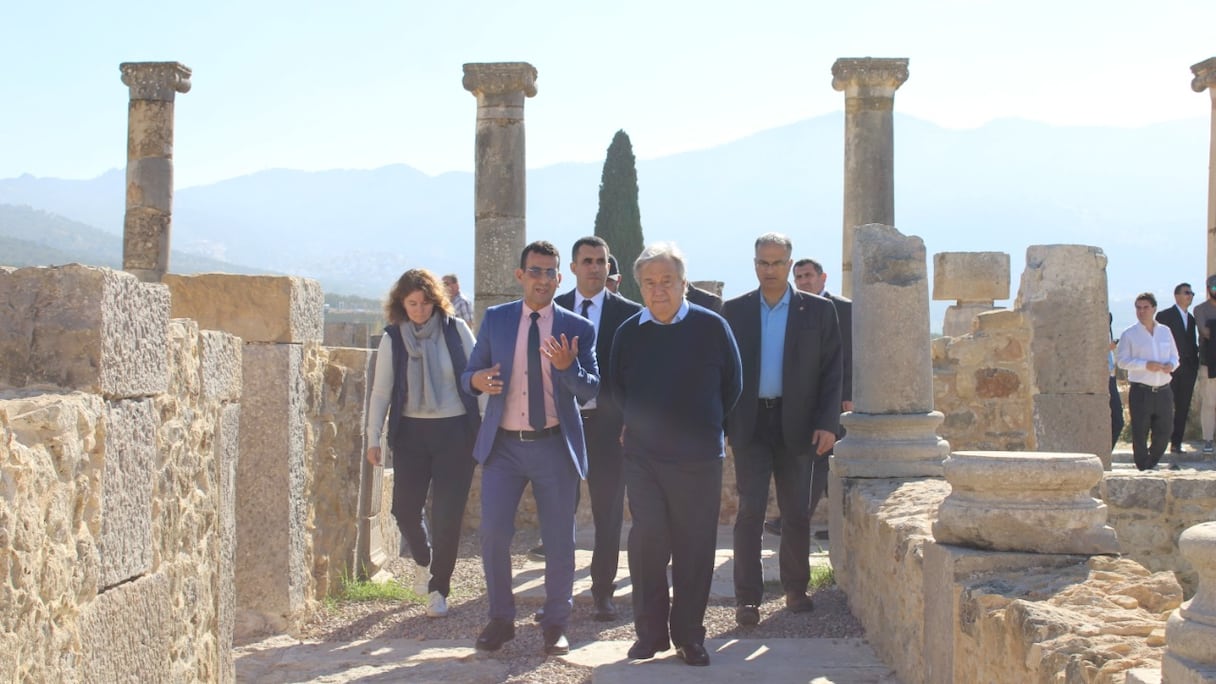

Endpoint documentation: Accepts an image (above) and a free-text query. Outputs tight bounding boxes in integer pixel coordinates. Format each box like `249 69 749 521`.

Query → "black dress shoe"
785 591 814 613
735 604 760 626
593 594 617 621
676 643 710 666
542 626 570 656
627 639 670 660
763 518 783 536
813 528 830 541
475 618 515 651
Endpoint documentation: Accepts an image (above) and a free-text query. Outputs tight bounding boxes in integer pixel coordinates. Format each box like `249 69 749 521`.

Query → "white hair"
633 242 687 281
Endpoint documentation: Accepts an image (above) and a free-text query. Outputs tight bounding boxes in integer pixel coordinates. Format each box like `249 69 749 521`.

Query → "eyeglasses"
524 266 559 281
1182 291 1195 296
754 259 790 269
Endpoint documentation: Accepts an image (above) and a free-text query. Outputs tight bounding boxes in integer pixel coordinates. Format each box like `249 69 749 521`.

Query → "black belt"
1131 382 1171 393
498 425 561 441
759 397 782 409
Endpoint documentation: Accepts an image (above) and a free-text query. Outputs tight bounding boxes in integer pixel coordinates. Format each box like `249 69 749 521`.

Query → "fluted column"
1193 58 1216 277
832 58 908 298
463 62 537 320
119 62 191 283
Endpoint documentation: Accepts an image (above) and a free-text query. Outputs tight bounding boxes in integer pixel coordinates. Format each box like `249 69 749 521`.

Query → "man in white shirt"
1116 292 1181 471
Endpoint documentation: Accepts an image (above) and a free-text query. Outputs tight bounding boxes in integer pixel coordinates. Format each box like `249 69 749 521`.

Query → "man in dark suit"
766 258 853 538
1157 282 1198 462
461 241 599 656
686 282 723 313
554 236 642 620
723 234 842 625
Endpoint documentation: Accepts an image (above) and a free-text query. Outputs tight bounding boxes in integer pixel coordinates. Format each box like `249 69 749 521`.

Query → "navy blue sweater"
609 305 742 462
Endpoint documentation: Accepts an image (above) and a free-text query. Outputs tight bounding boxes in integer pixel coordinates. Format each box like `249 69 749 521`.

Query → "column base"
833 411 949 478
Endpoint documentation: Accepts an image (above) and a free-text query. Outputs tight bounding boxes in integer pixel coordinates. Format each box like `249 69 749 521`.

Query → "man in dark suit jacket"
461 241 599 656
1157 282 1199 460
554 236 642 620
686 282 723 313
766 258 853 538
724 234 842 625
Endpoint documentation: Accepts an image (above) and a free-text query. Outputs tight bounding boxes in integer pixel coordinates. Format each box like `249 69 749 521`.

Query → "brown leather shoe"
785 591 814 613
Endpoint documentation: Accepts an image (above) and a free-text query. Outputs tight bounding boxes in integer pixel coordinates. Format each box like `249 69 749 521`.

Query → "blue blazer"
461 300 600 478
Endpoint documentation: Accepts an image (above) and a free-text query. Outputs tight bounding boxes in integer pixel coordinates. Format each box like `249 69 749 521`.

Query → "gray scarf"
400 314 445 413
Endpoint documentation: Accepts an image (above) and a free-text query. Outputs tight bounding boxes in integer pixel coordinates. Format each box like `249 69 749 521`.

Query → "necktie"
528 311 545 431
580 298 592 321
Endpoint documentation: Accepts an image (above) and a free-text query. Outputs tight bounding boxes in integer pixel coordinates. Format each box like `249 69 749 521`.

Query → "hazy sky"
2 0 1214 188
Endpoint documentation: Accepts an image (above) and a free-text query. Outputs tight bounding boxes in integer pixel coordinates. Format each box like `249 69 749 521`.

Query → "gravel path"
278 528 864 684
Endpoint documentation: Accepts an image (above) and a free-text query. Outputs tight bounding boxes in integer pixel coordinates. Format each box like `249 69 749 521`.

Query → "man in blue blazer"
461 240 599 656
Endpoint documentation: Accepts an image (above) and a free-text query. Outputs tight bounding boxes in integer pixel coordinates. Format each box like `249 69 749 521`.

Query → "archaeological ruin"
2 56 1216 683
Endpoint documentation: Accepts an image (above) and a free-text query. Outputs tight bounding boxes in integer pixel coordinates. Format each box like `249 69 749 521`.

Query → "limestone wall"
932 310 1033 451
832 473 1178 684
0 265 238 683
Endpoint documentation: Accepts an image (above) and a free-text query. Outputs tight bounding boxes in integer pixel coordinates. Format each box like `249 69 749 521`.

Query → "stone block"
98 398 157 589
1033 393 1113 469
164 274 323 343
933 251 1010 302
942 302 1001 337
1171 477 1216 501
323 322 372 348
1103 476 1168 512
78 572 173 683
0 265 169 397
974 308 1024 333
200 330 242 402
235 343 309 630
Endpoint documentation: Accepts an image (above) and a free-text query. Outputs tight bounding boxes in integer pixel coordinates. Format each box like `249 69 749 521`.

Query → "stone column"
1193 58 1216 277
119 62 191 283
463 62 537 321
932 252 1010 337
1163 521 1216 681
832 58 909 298
833 223 949 478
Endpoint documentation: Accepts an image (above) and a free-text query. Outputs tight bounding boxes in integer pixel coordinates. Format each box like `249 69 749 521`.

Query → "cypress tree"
593 130 644 301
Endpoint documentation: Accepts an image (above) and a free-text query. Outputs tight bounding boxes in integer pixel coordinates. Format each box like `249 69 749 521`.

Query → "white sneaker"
411 564 430 596
426 590 448 618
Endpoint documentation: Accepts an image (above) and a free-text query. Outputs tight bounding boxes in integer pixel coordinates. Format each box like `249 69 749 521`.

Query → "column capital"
831 57 909 95
1192 57 1216 94
462 62 537 98
120 62 192 101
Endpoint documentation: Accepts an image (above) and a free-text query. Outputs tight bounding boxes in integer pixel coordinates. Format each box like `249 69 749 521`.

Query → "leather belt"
1131 382 1170 393
759 397 782 409
498 425 562 441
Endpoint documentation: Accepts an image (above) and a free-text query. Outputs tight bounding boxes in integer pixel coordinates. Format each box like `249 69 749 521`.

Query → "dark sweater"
609 305 742 462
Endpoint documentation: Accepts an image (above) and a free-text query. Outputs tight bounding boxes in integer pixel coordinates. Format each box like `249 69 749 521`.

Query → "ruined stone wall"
932 310 1033 451
832 473 1179 684
0 265 237 683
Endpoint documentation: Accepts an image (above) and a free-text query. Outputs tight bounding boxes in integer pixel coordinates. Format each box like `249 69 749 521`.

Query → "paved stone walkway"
236 526 899 683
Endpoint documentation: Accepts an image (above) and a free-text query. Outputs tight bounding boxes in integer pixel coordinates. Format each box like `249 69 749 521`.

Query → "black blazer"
555 288 643 426
686 283 723 313
1157 305 1198 367
822 290 853 404
722 288 843 453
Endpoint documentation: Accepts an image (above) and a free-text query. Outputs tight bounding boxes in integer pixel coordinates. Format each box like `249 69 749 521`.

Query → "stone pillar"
463 62 537 321
1193 58 1216 277
1163 521 1216 681
1015 245 1112 468
932 252 1010 337
832 58 909 298
933 451 1118 554
119 62 191 283
833 224 949 478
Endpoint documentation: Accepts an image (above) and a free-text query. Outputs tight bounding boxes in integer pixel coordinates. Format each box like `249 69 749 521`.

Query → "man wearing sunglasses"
462 240 599 656
1155 282 1198 465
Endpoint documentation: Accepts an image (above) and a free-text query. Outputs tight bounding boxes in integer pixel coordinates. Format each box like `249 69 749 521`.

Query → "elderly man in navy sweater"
609 242 742 667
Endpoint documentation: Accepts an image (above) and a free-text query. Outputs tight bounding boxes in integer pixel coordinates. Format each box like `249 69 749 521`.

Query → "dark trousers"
480 432 579 629
1109 375 1125 449
732 405 813 605
1128 383 1174 471
1170 362 1198 448
625 454 722 648
582 410 626 598
391 416 475 597
808 454 829 521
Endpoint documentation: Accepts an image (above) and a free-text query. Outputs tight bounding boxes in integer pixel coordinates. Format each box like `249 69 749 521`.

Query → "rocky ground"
284 528 863 684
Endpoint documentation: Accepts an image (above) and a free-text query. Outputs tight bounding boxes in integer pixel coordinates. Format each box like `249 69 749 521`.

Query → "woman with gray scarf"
367 268 479 618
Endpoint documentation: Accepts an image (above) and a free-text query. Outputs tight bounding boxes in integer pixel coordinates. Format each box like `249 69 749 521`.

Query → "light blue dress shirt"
758 286 791 398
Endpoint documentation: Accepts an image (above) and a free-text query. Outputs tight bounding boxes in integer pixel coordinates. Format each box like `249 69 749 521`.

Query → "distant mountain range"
0 112 1208 332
